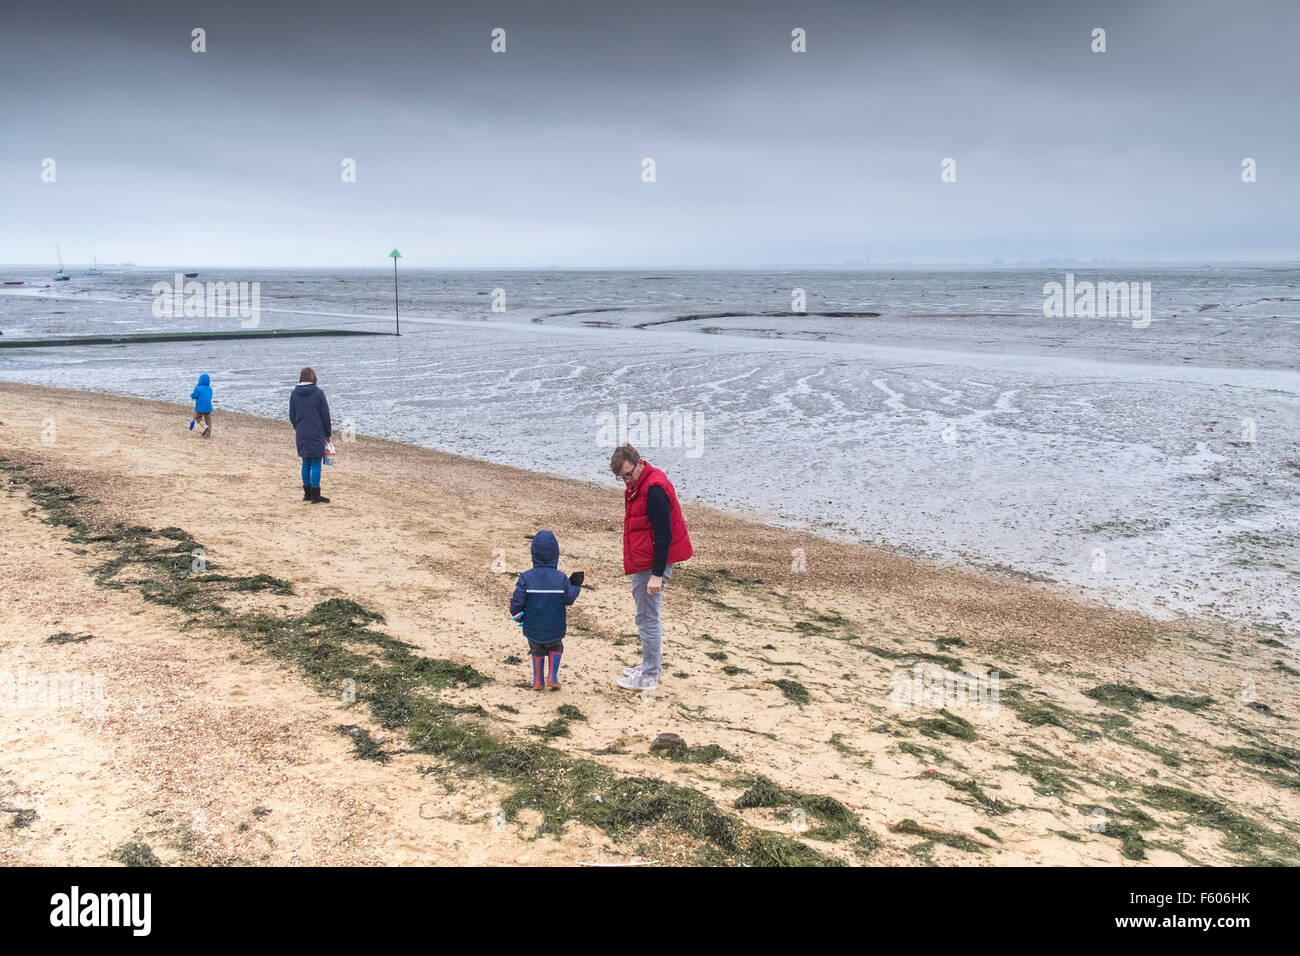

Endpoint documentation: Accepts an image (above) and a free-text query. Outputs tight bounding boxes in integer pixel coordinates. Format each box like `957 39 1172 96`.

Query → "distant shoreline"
7 262 1300 273
0 328 393 349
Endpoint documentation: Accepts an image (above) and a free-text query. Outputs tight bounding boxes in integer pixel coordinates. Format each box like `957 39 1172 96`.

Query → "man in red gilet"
611 444 693 690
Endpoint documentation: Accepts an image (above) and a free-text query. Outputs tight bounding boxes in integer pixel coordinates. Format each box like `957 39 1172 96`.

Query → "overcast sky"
2 0 1296 267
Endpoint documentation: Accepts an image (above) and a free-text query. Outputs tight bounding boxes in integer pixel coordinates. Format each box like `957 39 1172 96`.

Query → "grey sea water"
3 267 1298 638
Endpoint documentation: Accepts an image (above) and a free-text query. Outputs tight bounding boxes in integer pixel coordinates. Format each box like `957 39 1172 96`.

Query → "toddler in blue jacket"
510 530 583 690
190 373 213 437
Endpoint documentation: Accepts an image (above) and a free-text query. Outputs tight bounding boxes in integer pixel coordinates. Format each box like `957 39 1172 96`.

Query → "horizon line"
7 259 1300 272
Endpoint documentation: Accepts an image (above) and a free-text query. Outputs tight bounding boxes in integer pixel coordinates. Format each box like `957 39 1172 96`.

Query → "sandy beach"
1 381 1297 866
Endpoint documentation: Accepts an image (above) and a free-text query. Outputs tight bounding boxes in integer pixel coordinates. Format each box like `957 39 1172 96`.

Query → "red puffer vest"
623 462 693 574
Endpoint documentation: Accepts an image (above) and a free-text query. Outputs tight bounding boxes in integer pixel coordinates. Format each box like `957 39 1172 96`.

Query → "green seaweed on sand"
861 644 963 671
1224 746 1299 772
1061 797 1152 860
811 611 852 628
4 808 37 829
1106 728 1184 768
1139 784 1300 863
110 841 161 867
829 733 858 756
676 567 760 592
270 615 841 862
336 724 390 763
234 601 486 733
1162 694 1215 712
999 686 1134 736
733 776 874 848
1010 751 1078 797
672 568 756 618
898 740 963 768
1083 683 1159 710
1107 822 1149 858
530 718 574 739
1219 745 1300 792
46 631 94 644
934 774 1013 815
767 679 810 705
890 819 985 853
530 705 588 739
652 741 736 765
5 471 87 534
997 687 1081 732
193 572 294 594
904 708 977 742
408 717 838 864
241 602 833 864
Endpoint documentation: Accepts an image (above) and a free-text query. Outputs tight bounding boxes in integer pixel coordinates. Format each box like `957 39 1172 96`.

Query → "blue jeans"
301 458 322 486
631 564 673 681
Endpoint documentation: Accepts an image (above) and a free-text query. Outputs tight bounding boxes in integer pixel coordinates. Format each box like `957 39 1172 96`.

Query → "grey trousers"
630 564 673 680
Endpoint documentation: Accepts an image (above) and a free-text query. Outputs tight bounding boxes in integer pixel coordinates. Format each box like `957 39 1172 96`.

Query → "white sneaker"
622 665 642 677
617 673 658 690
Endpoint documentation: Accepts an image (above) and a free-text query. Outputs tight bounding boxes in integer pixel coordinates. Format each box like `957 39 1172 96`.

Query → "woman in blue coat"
289 367 332 503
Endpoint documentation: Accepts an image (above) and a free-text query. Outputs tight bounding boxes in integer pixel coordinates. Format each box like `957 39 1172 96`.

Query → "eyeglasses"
616 465 637 482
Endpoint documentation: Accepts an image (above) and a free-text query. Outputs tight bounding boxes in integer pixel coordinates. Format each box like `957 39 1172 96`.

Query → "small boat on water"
54 245 70 281
84 257 102 276
3 281 24 286
183 272 198 278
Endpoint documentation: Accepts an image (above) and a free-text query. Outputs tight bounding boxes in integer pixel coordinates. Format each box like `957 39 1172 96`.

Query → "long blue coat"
289 383 331 459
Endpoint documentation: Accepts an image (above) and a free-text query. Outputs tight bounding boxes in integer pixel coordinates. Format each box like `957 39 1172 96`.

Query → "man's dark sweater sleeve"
645 485 673 576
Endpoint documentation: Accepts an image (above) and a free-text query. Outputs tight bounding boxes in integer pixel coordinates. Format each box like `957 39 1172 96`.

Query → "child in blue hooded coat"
509 530 583 690
190 373 213 437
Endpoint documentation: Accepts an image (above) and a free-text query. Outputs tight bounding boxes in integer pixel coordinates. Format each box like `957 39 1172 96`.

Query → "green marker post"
388 248 402 335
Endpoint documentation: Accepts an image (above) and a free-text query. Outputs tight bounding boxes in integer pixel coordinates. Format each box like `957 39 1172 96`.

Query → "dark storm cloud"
2 0 1297 266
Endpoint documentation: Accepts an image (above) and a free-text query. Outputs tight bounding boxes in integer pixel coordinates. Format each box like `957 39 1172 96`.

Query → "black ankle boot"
310 487 330 504
302 484 312 501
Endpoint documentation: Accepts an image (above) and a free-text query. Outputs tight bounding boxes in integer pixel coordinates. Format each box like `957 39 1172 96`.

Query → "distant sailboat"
84 257 102 276
54 245 70 281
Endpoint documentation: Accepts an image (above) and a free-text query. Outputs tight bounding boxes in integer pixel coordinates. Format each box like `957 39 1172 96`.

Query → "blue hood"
197 373 210 386
531 530 559 568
